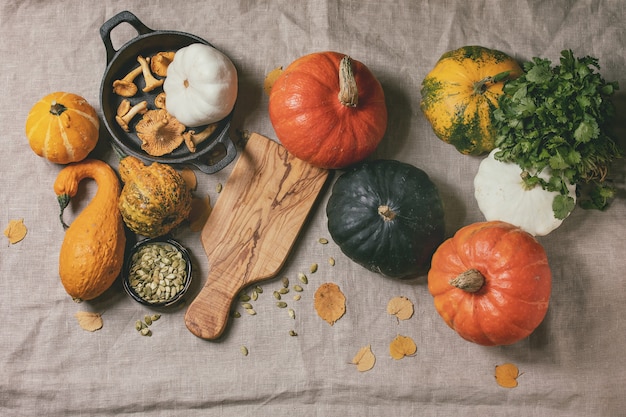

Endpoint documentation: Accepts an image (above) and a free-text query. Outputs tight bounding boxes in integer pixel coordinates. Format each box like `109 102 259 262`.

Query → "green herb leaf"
495 50 621 215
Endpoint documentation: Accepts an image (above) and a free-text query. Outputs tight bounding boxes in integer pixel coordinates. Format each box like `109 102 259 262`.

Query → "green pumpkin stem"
450 269 485 293
58 194 71 230
473 70 511 94
338 56 358 107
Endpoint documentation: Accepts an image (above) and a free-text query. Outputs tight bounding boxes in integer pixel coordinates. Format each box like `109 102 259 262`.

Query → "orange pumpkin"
427 221 551 346
25 92 99 164
268 51 387 169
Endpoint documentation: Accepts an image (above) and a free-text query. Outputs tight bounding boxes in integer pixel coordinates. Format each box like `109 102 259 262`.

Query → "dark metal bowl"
99 11 236 174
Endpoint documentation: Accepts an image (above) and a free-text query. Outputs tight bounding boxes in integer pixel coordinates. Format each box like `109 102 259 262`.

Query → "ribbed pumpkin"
326 160 445 279
420 46 522 155
269 51 387 169
118 156 192 238
25 92 99 164
427 221 552 346
54 159 126 301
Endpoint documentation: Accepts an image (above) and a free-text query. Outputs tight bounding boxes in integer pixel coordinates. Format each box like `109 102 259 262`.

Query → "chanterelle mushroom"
115 100 148 132
150 51 175 77
183 123 218 153
137 55 164 93
136 109 185 156
112 64 143 97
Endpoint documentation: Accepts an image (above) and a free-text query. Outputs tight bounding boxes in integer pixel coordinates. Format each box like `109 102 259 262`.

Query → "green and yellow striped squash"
420 46 522 155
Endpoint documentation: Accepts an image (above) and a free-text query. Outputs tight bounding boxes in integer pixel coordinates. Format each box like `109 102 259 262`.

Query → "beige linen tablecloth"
1 1 625 416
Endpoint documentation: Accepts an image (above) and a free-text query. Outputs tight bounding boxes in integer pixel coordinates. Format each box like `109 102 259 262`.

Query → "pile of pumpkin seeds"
127 242 188 304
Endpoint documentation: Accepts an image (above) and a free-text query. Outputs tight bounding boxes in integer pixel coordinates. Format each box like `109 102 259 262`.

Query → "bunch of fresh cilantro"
493 49 621 219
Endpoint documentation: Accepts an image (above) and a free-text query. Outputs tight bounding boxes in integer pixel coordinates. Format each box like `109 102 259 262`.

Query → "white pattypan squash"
474 148 576 236
163 43 238 127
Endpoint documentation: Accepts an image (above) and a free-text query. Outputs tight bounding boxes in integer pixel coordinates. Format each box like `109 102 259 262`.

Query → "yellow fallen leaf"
495 363 520 388
4 218 27 244
352 345 376 372
179 167 197 191
314 282 346 326
387 296 414 321
263 66 283 96
389 335 417 360
188 194 212 232
74 311 103 332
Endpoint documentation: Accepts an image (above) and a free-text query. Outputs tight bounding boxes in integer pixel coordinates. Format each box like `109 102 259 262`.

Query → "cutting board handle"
184 271 240 339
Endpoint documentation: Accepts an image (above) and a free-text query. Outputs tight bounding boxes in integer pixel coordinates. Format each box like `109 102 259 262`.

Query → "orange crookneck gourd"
54 159 126 301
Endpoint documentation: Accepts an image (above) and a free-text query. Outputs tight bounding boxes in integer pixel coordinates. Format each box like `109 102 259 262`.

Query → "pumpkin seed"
329 257 335 266
216 183 223 193
140 328 151 336
276 301 288 308
289 330 298 336
251 290 258 301
282 277 289 288
310 263 318 273
241 302 253 310
279 287 289 294
254 285 263 294
144 315 153 326
318 238 329 244
293 285 303 292
239 293 251 302
273 291 282 300
240 345 249 356
135 320 143 331
232 310 241 318
298 273 308 285
293 294 301 301
288 308 295 319
245 308 256 315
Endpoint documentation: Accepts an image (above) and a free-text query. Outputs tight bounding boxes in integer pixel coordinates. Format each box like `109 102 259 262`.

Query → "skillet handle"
100 11 153 64
189 123 238 174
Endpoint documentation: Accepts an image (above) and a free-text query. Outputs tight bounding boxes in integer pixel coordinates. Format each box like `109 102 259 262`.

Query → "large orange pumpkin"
25 92 99 164
427 221 552 346
268 51 387 169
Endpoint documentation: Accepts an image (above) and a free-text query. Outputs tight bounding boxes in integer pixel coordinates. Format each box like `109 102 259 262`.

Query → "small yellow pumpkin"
420 46 522 155
25 92 100 164
118 156 192 238
54 159 126 301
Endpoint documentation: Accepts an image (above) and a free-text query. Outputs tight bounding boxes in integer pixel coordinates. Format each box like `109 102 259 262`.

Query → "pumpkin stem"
49 100 67 116
473 70 511 95
58 194 71 230
450 269 485 293
338 56 358 107
378 205 397 221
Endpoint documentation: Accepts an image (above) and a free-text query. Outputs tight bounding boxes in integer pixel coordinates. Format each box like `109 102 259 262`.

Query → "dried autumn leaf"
352 345 376 372
4 218 27 244
389 335 417 360
188 194 212 232
495 363 520 388
387 296 414 321
314 282 346 326
179 167 197 191
263 66 283 96
75 311 103 332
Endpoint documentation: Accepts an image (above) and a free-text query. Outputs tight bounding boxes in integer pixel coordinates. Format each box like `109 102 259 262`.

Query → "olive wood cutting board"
185 133 329 340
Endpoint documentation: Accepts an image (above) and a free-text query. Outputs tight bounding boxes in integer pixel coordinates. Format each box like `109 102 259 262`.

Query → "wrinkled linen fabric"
1 1 625 416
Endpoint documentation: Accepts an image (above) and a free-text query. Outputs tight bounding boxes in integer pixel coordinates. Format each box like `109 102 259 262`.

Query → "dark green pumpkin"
326 160 445 279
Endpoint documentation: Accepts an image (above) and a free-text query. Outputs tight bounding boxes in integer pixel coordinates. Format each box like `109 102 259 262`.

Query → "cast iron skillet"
99 11 237 174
